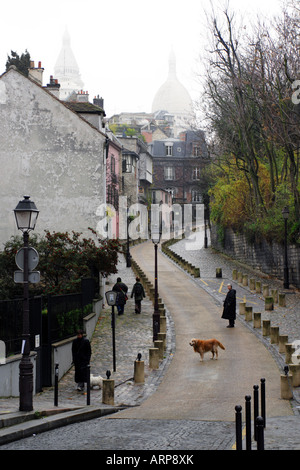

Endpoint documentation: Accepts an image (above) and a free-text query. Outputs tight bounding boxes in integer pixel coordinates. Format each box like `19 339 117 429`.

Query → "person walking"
112 277 128 315
72 330 91 391
222 284 236 327
131 277 145 314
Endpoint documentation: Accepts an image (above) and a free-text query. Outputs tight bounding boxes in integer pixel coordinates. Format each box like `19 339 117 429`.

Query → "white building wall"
0 68 106 247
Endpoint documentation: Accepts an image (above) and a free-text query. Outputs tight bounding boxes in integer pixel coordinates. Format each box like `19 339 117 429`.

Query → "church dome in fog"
54 29 84 100
152 49 193 116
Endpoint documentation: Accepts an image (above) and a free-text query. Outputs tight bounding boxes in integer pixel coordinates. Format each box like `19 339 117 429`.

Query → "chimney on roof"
45 75 61 99
93 95 104 109
28 61 44 86
76 90 89 102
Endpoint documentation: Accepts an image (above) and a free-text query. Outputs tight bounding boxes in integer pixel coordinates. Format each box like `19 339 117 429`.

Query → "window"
122 155 133 173
164 166 175 180
192 190 202 202
111 156 116 174
193 145 201 157
166 188 175 198
192 167 201 180
165 144 173 156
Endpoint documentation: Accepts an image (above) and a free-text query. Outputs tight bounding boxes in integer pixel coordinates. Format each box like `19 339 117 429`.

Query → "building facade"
0 66 107 246
149 130 209 208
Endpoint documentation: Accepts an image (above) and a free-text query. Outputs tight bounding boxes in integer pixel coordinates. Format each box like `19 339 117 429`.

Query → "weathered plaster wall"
0 69 106 247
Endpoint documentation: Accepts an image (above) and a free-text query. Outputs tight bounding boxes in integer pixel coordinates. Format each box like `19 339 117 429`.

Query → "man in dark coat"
112 277 128 315
222 284 236 327
131 277 145 314
72 330 91 391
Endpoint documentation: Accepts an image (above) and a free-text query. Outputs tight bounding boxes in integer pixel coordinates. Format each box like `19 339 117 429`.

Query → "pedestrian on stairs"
131 277 145 314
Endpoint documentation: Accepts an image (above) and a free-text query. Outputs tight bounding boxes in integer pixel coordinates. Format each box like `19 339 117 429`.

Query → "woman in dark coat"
72 330 92 391
222 284 236 327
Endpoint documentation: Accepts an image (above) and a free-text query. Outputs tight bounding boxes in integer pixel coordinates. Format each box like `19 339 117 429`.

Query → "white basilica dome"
54 29 84 100
152 49 193 117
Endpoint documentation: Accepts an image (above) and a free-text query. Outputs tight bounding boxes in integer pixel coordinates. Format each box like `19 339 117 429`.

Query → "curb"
0 405 125 446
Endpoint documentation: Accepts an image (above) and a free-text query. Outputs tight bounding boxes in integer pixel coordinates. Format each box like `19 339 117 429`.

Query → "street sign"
14 270 40 284
15 247 39 271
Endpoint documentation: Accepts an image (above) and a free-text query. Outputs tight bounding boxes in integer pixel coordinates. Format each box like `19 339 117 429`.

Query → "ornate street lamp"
282 206 289 289
152 225 161 341
126 210 131 268
105 290 118 372
14 196 39 411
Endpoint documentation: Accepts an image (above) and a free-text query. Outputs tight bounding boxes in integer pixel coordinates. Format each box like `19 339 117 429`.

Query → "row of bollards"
161 239 200 278
235 378 266 450
238 287 300 400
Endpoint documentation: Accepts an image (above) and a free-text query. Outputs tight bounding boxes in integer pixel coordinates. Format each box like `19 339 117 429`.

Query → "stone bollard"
263 285 269 298
149 348 159 369
249 278 255 291
237 272 243 283
232 269 237 280
256 281 261 294
239 302 246 315
216 268 222 278
280 374 293 399
279 335 289 353
285 344 295 364
270 326 279 344
149 288 155 300
289 364 300 387
102 377 114 405
262 320 270 336
194 267 200 278
245 306 252 322
271 289 278 304
265 296 274 311
253 312 261 328
154 340 164 360
242 274 248 287
160 316 166 333
278 293 286 307
158 332 166 350
134 358 145 384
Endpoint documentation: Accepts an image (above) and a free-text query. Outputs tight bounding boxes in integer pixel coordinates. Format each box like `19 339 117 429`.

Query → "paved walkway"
113 241 294 421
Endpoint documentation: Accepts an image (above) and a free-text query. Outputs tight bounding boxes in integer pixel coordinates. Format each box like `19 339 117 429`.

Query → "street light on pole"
152 224 161 342
126 209 131 268
282 206 289 289
105 290 118 372
14 196 39 412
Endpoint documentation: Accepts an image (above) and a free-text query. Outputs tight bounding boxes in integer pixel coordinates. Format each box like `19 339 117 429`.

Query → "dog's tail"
217 341 225 350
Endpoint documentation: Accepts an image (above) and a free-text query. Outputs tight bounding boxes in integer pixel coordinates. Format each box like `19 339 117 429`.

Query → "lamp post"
204 205 208 249
105 290 118 372
14 196 39 411
126 211 131 268
282 206 289 289
152 226 161 341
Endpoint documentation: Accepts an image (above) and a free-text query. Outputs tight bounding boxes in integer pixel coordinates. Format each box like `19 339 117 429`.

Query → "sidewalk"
0 252 172 444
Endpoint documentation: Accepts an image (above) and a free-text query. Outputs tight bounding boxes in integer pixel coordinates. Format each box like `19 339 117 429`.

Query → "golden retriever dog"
189 338 225 361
